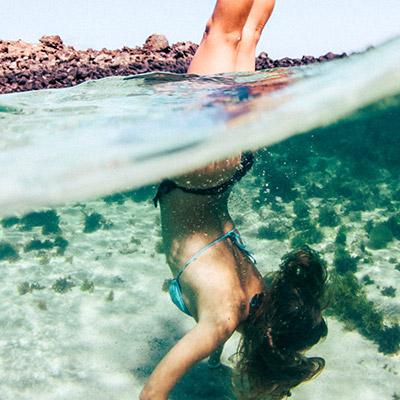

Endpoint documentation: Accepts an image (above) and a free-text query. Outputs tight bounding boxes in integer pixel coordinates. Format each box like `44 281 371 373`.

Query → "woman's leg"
187 0 254 75
235 0 276 72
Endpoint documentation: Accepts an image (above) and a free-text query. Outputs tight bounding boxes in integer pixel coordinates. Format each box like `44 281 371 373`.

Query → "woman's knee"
240 24 263 47
204 18 243 47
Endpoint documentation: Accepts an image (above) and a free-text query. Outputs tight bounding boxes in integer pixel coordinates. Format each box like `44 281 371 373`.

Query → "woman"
140 1 328 399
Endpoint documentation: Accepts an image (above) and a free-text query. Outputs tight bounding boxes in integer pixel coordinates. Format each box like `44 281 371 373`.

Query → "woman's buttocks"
160 189 231 233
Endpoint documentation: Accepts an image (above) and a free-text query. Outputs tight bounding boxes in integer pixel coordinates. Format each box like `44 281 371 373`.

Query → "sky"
1 0 400 58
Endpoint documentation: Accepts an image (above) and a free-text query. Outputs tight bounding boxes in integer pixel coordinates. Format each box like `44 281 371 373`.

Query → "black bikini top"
153 151 254 207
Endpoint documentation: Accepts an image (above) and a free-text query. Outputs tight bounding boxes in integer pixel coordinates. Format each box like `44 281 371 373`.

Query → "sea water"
0 36 399 400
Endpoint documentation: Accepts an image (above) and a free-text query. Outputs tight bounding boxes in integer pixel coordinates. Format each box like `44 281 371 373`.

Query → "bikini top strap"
175 228 237 281
229 229 257 265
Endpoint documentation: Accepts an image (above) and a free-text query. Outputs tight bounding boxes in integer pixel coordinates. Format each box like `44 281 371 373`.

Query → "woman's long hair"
233 245 328 399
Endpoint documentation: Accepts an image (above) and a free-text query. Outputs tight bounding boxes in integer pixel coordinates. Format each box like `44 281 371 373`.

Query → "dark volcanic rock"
0 33 348 94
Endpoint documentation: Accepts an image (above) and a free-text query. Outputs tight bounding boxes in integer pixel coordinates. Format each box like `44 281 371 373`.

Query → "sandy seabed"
0 176 398 400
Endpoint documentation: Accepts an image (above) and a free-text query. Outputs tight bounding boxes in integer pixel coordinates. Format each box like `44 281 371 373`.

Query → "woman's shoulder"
193 270 249 316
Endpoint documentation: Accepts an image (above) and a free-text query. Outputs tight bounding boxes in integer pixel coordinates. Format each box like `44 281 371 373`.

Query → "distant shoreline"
0 34 347 95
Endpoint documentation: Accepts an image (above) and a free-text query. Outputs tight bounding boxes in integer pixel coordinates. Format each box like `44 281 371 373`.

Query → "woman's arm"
140 318 237 400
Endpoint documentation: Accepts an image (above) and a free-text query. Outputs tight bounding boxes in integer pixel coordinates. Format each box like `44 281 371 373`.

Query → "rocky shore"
0 34 348 94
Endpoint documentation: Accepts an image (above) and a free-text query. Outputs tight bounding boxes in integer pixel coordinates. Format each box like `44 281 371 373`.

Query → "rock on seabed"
0 34 348 94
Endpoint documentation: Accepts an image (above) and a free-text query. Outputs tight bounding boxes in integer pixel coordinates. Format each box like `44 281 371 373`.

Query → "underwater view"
0 36 400 400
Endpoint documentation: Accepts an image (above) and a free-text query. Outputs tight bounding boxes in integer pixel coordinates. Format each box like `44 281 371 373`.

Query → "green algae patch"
52 277 76 293
54 236 69 255
24 236 69 255
36 300 48 311
293 199 310 219
1 216 20 228
25 240 54 252
258 222 288 240
291 230 324 248
361 275 374 285
335 226 347 246
291 217 324 247
387 214 400 240
367 222 394 249
20 210 61 235
306 183 325 198
103 192 127 205
349 211 362 222
106 290 114 302
17 281 45 295
318 206 340 227
334 245 358 274
381 286 396 298
0 241 19 261
327 272 400 354
102 185 156 204
83 212 111 233
80 279 95 293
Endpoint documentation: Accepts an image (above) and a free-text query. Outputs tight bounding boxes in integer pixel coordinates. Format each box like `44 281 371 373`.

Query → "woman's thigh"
243 0 275 36
209 0 255 34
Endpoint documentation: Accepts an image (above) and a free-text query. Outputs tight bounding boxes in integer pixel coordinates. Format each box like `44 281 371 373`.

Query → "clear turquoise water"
0 37 399 400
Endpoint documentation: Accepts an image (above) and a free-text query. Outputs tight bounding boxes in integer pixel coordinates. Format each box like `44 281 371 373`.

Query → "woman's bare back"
157 154 263 320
